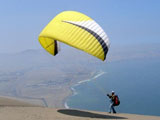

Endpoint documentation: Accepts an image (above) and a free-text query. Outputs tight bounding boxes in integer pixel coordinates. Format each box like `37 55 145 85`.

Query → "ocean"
65 57 160 116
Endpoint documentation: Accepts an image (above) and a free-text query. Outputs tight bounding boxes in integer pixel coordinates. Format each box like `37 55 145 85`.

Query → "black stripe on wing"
62 21 108 60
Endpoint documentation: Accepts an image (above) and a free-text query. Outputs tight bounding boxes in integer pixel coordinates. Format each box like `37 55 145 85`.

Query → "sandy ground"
0 96 159 120
0 107 160 120
0 96 40 107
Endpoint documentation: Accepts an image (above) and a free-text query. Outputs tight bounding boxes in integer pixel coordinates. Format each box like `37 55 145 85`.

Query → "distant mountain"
108 43 160 62
0 43 160 71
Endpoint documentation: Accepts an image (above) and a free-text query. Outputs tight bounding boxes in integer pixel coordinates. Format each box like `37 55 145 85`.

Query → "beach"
64 71 106 109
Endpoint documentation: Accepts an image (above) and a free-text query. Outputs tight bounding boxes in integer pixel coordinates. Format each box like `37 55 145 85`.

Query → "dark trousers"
109 102 116 113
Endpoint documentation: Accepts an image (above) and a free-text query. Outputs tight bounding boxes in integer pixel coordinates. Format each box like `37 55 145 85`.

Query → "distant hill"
1 43 160 71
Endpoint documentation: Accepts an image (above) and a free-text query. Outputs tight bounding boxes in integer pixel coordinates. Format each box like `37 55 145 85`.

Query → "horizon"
1 42 160 54
0 43 160 63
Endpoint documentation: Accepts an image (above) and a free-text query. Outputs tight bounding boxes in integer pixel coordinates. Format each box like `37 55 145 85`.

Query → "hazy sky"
1 0 160 53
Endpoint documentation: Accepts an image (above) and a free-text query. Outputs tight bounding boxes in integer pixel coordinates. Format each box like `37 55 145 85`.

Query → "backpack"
113 95 120 106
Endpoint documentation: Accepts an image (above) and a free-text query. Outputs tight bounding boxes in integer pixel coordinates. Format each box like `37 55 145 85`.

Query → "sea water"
65 57 160 116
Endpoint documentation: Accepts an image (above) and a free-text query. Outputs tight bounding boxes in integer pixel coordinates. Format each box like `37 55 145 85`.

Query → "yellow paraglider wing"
38 11 110 61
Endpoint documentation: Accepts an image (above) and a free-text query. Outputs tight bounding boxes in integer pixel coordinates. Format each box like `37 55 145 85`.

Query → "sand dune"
0 96 42 107
0 96 159 120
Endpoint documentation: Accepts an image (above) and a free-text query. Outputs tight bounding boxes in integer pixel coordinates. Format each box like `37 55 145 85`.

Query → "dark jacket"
107 94 116 102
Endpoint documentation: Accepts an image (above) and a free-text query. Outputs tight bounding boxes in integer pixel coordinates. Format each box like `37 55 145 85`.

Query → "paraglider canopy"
38 11 110 61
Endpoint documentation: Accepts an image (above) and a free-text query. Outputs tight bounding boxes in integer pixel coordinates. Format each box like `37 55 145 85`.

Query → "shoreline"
64 70 106 109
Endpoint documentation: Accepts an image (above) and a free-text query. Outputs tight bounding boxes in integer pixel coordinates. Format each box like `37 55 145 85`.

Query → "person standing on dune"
107 91 120 113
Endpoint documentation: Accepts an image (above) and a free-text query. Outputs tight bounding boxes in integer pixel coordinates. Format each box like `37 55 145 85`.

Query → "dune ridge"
0 96 159 120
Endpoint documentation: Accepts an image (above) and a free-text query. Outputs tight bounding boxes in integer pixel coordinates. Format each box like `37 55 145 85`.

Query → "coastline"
64 70 106 109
